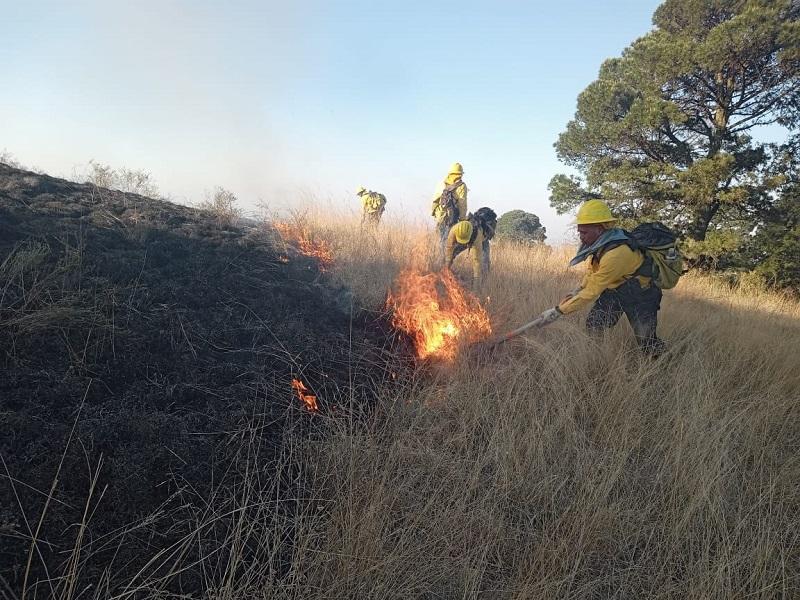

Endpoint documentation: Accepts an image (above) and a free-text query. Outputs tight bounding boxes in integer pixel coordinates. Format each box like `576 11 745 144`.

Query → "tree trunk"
686 200 721 241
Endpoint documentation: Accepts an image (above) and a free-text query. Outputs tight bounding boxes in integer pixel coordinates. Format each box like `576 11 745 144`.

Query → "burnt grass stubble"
0 164 416 595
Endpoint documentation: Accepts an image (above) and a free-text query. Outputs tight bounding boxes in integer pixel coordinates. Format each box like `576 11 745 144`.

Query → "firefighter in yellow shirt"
431 163 468 257
356 187 386 225
537 200 666 355
444 208 496 291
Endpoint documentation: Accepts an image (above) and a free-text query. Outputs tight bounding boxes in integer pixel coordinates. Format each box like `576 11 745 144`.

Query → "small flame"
274 221 333 270
386 269 492 361
292 378 319 412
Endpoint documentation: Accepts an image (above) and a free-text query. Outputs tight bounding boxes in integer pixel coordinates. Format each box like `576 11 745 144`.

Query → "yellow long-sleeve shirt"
445 226 486 286
431 178 467 224
361 191 385 213
558 244 648 314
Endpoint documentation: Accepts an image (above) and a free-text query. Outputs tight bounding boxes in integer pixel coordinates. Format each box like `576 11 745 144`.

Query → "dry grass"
13 212 799 599
264 214 800 599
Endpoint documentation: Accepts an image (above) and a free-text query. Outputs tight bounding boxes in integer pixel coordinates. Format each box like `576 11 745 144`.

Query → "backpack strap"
615 231 655 278
592 238 652 279
592 239 627 262
444 180 465 195
468 218 479 246
632 252 655 279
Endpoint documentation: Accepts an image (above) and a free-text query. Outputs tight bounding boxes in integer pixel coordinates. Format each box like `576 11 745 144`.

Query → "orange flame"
274 221 333 269
292 378 319 412
386 269 492 361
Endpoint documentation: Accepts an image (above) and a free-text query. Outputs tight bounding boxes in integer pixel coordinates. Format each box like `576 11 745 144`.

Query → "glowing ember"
292 378 319 412
386 269 492 361
274 221 334 269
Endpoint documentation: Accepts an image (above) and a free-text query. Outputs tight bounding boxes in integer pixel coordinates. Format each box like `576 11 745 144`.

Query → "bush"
85 160 159 198
199 186 242 228
495 209 546 244
0 149 23 169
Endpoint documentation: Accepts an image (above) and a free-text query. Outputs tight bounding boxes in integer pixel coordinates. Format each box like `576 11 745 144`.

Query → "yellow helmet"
356 186 367 195
576 199 616 225
453 220 473 244
448 162 464 176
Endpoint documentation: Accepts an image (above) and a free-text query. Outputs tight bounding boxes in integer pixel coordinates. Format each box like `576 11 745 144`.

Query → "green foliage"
495 210 547 244
681 228 747 267
547 174 601 215
747 184 800 291
548 0 800 248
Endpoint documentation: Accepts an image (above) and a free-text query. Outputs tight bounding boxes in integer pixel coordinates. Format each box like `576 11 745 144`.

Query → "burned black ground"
0 164 411 594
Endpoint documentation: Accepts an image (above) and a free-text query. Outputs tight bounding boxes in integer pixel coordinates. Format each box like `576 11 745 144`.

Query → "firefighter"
430 163 468 257
444 207 497 291
357 186 387 225
536 200 666 355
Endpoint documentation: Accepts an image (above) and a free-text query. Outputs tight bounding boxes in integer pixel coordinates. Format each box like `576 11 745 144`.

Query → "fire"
386 268 492 361
292 378 319 412
274 221 334 269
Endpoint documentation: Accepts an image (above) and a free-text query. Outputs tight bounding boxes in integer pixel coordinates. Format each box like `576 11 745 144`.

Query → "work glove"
560 286 582 304
538 306 562 326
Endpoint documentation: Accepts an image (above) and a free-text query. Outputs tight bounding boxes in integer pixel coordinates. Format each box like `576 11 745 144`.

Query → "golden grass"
19 212 799 599
264 213 800 599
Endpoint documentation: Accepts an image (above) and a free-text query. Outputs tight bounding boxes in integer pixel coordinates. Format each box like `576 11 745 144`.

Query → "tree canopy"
549 0 800 254
495 210 547 244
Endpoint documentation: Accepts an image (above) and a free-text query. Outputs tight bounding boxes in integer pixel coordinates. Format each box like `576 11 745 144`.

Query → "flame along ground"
274 221 334 270
292 378 319 412
386 268 492 361
275 219 490 361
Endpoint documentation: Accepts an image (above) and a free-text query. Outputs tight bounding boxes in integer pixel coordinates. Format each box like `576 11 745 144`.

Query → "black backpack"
468 207 497 243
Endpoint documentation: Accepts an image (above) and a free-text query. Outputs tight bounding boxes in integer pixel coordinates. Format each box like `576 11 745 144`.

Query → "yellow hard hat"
356 186 367 195
453 220 473 244
576 199 616 225
448 162 464 176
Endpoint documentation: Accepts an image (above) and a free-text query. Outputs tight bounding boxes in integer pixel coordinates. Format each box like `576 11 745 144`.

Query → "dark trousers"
362 210 383 226
586 278 666 356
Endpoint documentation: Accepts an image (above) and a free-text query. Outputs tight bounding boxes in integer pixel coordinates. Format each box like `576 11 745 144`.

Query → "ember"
387 268 492 361
274 221 334 269
292 378 319 412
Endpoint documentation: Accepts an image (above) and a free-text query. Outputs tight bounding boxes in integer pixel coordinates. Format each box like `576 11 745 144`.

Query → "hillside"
0 164 409 595
2 163 799 599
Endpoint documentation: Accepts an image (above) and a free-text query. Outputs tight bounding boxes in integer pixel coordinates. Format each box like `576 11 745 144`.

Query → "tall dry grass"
261 213 800 599
15 212 799 599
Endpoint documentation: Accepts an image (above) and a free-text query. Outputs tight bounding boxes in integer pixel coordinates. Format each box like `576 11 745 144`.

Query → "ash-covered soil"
0 164 410 592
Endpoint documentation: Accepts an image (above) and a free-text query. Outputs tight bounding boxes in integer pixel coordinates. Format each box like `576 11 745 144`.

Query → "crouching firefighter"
536 200 683 356
444 207 497 291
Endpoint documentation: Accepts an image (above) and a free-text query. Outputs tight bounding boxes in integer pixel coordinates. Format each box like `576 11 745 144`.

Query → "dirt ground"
0 164 411 593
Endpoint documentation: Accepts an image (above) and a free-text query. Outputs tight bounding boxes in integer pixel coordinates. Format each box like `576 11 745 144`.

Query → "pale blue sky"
1 0 696 239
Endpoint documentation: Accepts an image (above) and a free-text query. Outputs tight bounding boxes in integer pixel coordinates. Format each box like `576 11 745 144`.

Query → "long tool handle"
491 316 546 346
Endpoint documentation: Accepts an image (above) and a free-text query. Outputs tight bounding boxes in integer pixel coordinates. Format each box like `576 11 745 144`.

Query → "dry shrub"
85 160 159 199
199 186 243 228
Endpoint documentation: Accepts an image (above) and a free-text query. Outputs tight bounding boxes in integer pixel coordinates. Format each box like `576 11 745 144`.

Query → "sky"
3 0 674 240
